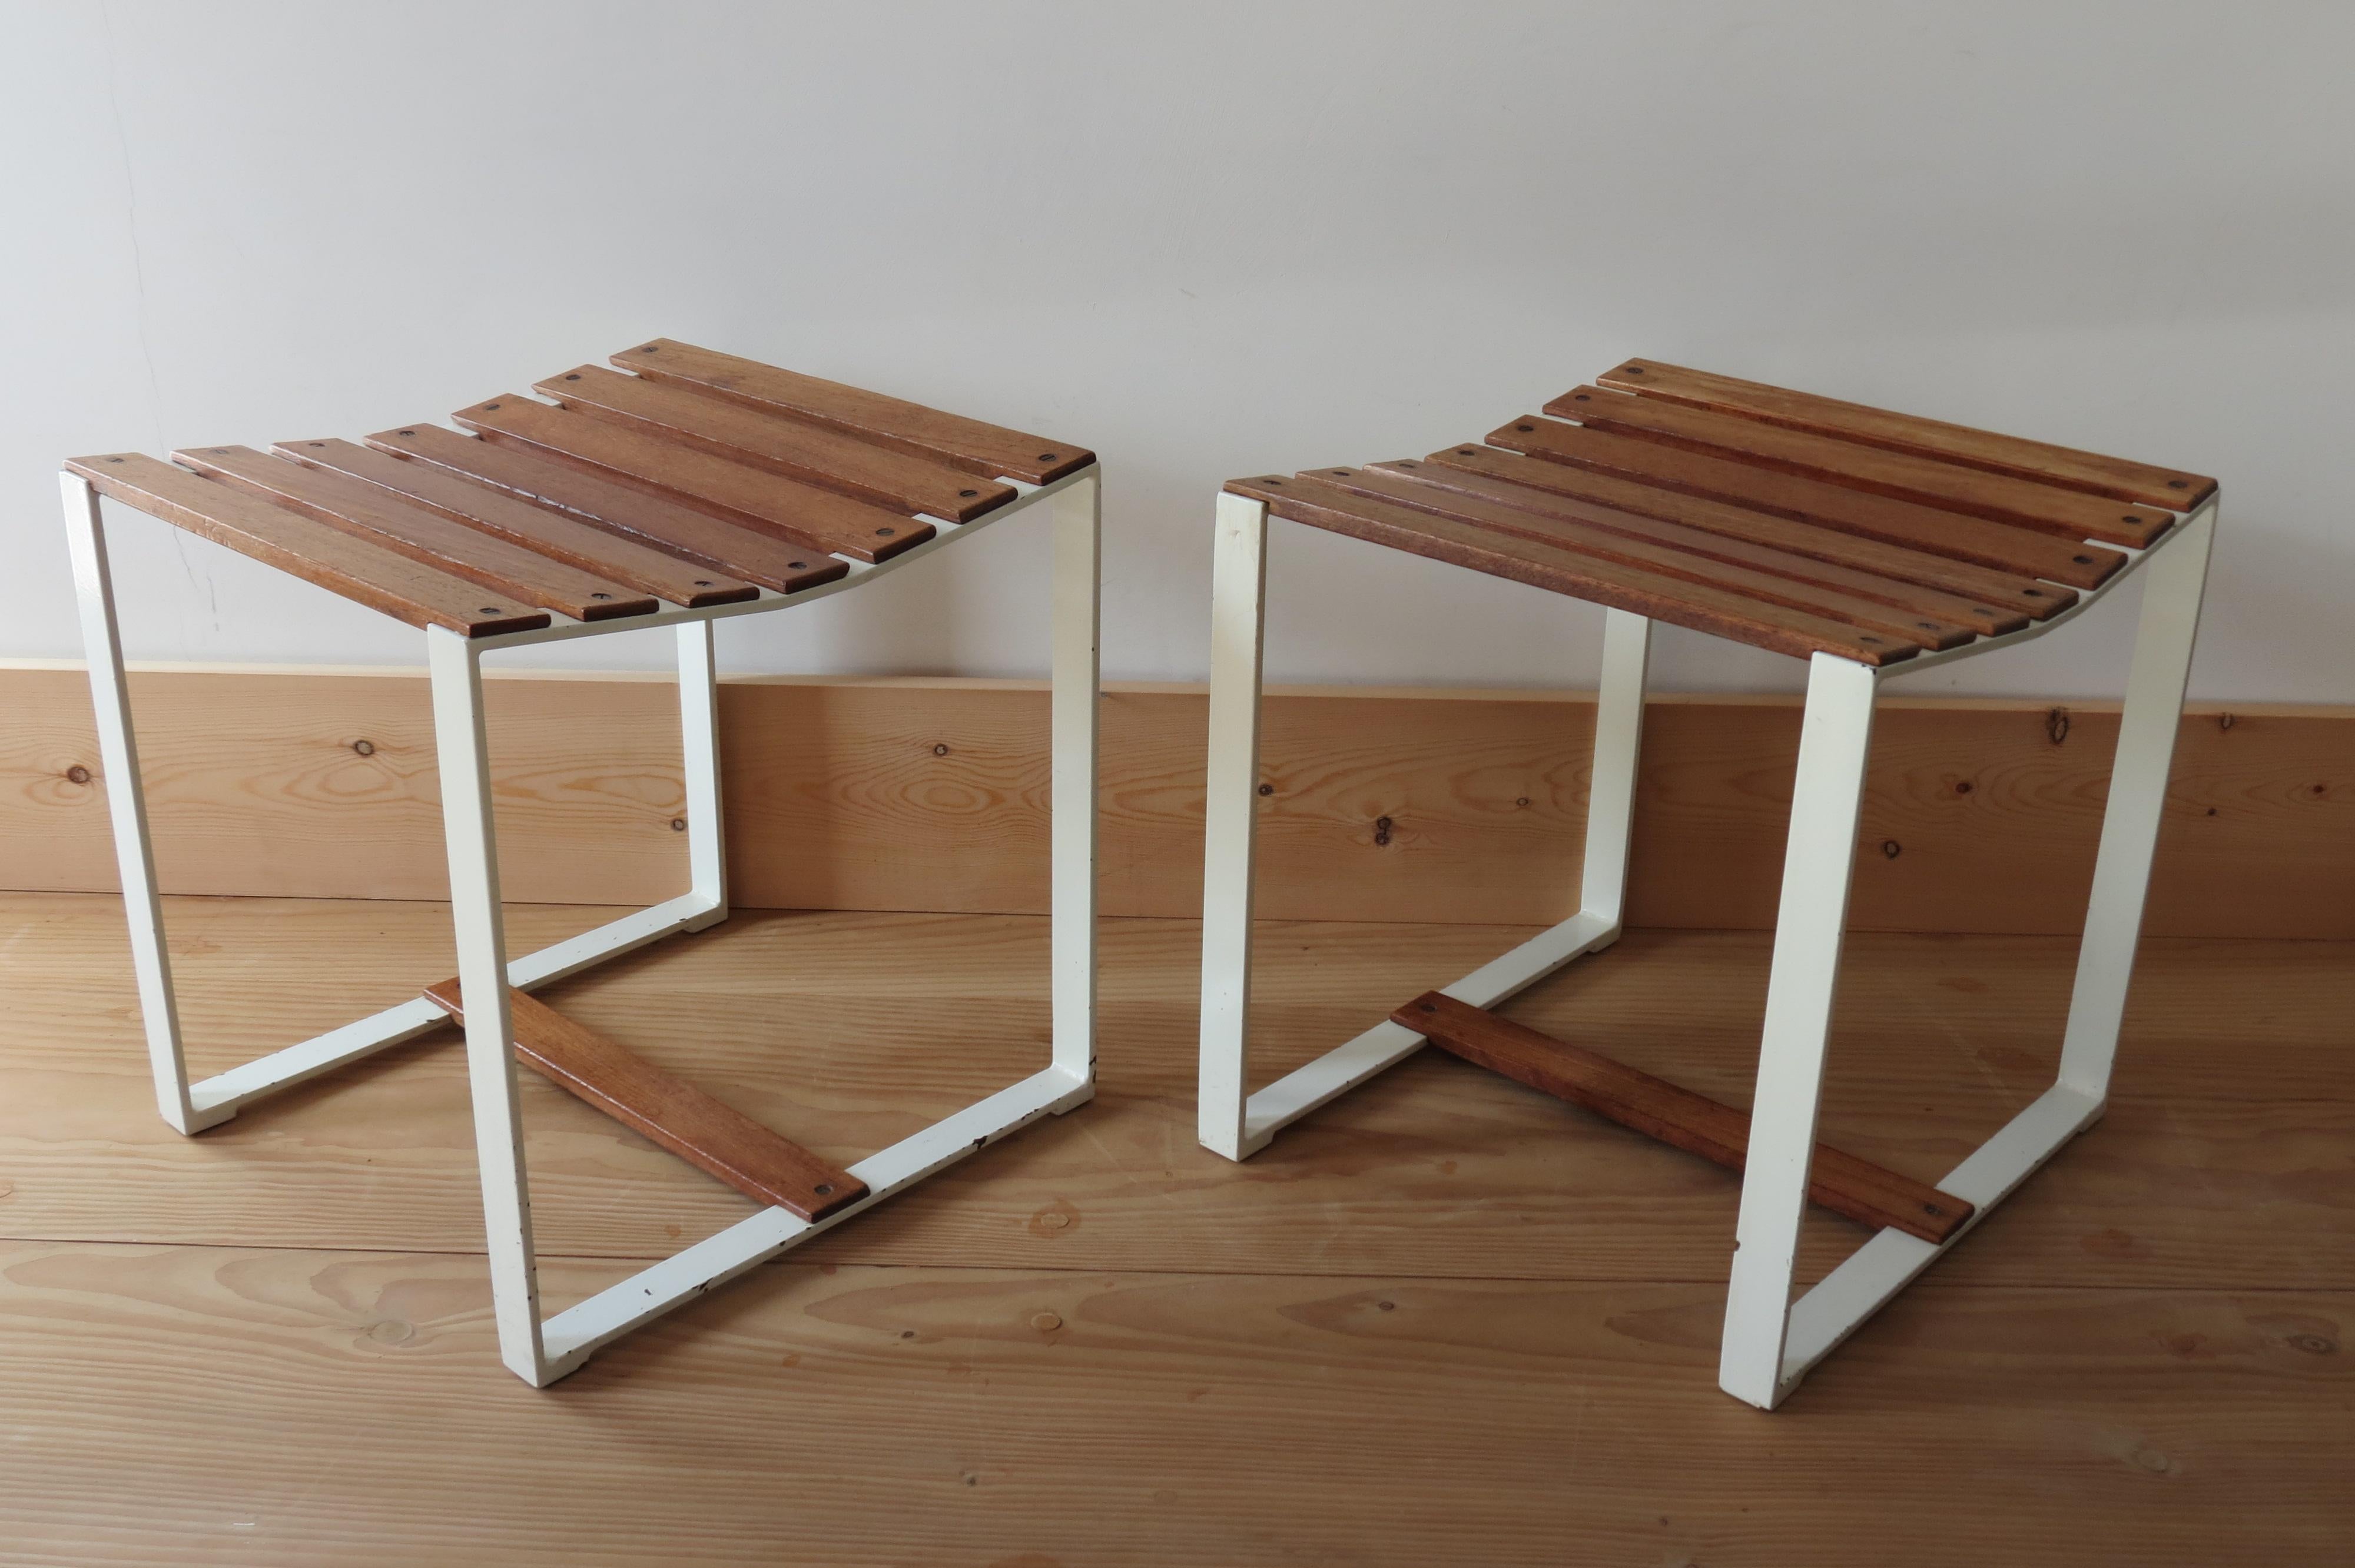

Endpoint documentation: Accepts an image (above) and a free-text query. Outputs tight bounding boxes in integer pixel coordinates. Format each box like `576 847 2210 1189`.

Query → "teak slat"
173 447 658 623
1544 391 2173 548
1225 474 1923 665
538 366 1018 523
1318 464 1986 646
1394 992 1973 1244
62 454 549 637
1367 459 2022 639
1597 359 2217 510
363 425 848 596
1478 418 2124 592
1413 444 2075 619
455 396 933 564
277 439 757 609
422 978 865 1222
612 338 1096 485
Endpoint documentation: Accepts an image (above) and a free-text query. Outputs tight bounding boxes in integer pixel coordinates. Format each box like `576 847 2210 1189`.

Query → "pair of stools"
64 341 2214 1408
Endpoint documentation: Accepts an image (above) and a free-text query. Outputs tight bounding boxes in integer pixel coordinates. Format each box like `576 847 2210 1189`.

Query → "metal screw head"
1457 449 1476 456
2074 554 2094 564
1257 782 1273 796
2168 479 2188 489
2121 515 2139 525
398 429 416 437
876 527 895 537
788 561 806 569
479 606 501 614
1573 393 1590 401
933 743 950 757
1515 424 1534 432
564 374 580 381
694 579 712 587
66 765 92 785
352 739 376 757
483 403 500 411
1621 364 1646 374
814 1182 834 1196
670 818 686 832
1037 453 1057 462
591 592 611 600
1882 840 1902 859
958 489 977 497
639 344 660 352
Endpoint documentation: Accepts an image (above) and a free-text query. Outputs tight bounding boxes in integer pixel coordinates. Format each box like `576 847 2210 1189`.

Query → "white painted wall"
6 1 2349 699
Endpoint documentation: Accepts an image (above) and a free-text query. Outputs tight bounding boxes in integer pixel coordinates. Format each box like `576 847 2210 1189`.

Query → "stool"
62 338 1102 1385
1195 358 2216 1408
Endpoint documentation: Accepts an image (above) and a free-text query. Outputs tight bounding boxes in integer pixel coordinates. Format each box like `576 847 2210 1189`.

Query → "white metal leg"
1720 506 2217 1408
1050 471 1102 1091
538 1064 1090 1378
68 501 732 1127
455 474 1102 1384
2057 504 2216 1099
61 473 211 1133
1580 607 1653 932
1718 652 1879 1408
1759 503 2220 1398
1776 1081 2103 1388
440 474 1100 1386
675 618 728 933
1195 506 1655 1161
427 626 546 1383
1196 493 1271 1159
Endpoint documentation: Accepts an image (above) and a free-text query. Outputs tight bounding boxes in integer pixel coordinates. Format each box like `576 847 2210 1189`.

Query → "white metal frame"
1196 489 2217 1409
65 460 1102 1386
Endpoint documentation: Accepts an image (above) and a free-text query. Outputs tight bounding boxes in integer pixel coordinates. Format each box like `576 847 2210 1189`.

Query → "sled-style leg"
1718 652 1878 1409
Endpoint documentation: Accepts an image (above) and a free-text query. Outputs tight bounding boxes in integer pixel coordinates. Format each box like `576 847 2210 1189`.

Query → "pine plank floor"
0 893 2347 1565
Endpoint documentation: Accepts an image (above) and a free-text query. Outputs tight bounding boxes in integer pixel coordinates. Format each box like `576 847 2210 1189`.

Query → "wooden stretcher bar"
1394 992 1975 1245
424 979 867 1223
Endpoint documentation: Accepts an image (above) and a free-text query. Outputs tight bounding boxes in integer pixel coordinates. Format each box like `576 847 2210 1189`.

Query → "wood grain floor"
0 893 2347 1565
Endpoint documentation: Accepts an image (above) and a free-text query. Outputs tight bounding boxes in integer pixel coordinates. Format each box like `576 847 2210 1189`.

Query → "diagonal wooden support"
424 979 865 1222
1393 992 1973 1244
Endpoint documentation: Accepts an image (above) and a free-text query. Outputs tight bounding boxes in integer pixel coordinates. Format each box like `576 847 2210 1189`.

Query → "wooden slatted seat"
69 338 1092 632
1198 357 2218 1414
1223 360 2207 666
62 339 1102 1387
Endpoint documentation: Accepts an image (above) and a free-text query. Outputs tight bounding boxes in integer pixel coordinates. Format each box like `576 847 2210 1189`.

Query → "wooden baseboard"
1 662 2346 937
